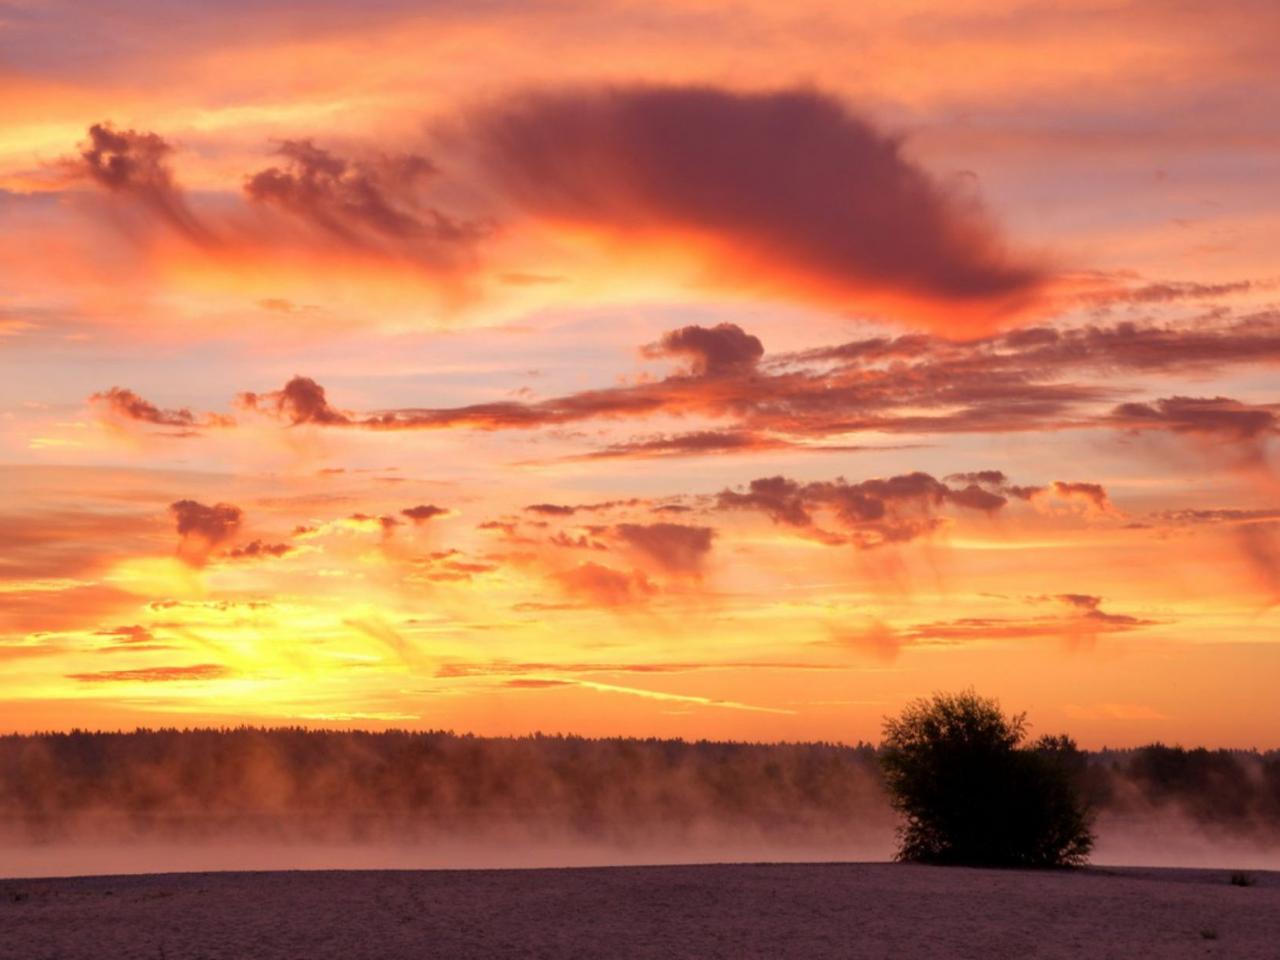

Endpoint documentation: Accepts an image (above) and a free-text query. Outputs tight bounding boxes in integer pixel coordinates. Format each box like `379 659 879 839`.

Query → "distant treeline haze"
0 729 1276 845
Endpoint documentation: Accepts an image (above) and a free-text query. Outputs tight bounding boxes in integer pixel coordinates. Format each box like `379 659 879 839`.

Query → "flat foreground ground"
2 862 1276 959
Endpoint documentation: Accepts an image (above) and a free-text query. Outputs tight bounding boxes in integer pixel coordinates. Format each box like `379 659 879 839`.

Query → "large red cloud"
464 85 1044 331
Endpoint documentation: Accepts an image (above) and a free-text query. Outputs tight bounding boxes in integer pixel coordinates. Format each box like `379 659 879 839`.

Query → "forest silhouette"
1 728 1277 850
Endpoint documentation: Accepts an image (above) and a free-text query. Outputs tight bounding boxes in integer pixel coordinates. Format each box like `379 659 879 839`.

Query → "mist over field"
2 729 1277 878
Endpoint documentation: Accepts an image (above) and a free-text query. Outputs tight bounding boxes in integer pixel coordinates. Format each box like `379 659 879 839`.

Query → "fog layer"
1 730 1276 877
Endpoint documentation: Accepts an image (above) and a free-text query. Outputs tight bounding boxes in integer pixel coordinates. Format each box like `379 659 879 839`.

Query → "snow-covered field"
2 862 1275 959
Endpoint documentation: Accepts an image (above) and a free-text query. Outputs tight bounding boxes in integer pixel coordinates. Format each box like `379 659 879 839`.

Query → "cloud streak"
121 312 1276 459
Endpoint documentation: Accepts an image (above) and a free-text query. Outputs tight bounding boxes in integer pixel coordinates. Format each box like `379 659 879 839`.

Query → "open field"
2 862 1276 960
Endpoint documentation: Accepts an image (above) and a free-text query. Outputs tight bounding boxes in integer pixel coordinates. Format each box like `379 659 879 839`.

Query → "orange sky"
1 0 1278 747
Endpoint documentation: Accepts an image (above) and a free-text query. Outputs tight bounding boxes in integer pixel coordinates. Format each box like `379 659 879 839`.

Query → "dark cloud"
90 386 232 433
244 139 492 259
525 503 577 517
1056 593 1103 611
1110 396 1278 441
68 124 489 268
72 123 209 242
224 540 295 560
279 315 1277 441
945 471 1112 512
643 323 764 376
547 531 608 551
90 387 196 428
612 522 715 574
945 470 1013 487
466 85 1043 328
717 476 814 527
716 471 1014 547
401 504 449 524
239 375 351 425
1048 481 1117 515
169 500 242 564
945 484 1009 512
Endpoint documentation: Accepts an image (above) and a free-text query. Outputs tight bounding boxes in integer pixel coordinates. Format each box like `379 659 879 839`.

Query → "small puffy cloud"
643 323 764 377
612 522 715 575
239 375 351 425
170 499 242 564
401 504 449 524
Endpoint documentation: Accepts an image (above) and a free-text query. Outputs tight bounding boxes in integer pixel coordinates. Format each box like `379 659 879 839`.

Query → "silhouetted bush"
879 691 1094 867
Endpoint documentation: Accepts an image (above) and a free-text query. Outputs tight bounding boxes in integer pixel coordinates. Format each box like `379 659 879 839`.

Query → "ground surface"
2 862 1276 959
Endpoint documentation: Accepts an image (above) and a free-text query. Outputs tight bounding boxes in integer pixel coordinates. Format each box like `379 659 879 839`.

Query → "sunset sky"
1 0 1277 748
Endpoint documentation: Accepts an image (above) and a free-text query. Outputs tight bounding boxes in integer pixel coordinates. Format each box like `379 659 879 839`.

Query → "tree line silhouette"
0 727 1275 847
0 728 886 844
